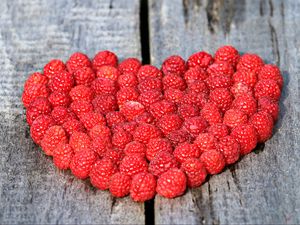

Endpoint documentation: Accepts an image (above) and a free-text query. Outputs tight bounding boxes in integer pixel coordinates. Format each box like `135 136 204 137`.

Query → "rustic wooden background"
0 0 299 224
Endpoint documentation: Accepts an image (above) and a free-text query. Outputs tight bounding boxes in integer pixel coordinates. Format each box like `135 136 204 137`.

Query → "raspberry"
70 100 93 117
48 91 71 107
230 82 253 98
73 67 95 86
181 158 207 188
89 124 111 140
214 45 239 66
26 97 52 125
138 89 163 108
53 143 74 170
70 149 97 179
149 100 176 120
231 124 258 155
236 53 264 74
187 81 208 94
30 115 55 144
66 52 92 74
223 109 248 129
232 94 257 116
207 61 234 77
217 135 240 164
62 118 85 136
146 138 173 161
24 72 48 90
207 123 229 139
249 111 274 142
69 85 93 102
109 172 132 198
119 155 148 176
164 88 184 104
116 87 139 106
92 50 118 71
184 67 208 84
133 123 162 144
130 172 156 202
90 159 118 190
43 59 66 79
194 133 217 153
118 58 141 74
209 88 233 113
138 77 162 93
69 131 91 153
258 97 279 121
103 148 124 166
91 78 117 95
120 101 145 120
92 94 117 115
254 79 281 101
167 129 191 146
91 136 112 157
96 65 119 81
180 92 208 108
22 84 49 108
200 103 222 125
48 71 74 93
112 128 133 149
134 112 154 124
187 51 213 69
157 114 183 135
117 73 138 88
177 104 199 119
173 142 200 163
206 74 232 90
258 64 283 89
106 111 126 127
137 65 162 81
162 74 186 90
149 151 178 177
156 168 187 198
119 121 138 134
200 150 225 174
51 106 71 125
80 112 105 130
162 55 186 75
183 116 208 138
232 70 257 88
124 141 146 157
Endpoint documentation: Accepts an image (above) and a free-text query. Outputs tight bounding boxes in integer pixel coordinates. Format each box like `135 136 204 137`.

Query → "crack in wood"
269 21 280 66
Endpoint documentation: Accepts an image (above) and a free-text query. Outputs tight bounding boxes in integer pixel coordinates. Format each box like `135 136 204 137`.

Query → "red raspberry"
90 159 118 190
112 128 133 149
116 87 139 106
181 158 207 188
156 168 187 198
183 116 208 138
173 142 200 163
62 118 85 136
230 82 253 98
187 51 213 69
138 89 163 108
51 106 71 125
231 124 258 155
217 136 240 164
184 67 208 84
181 92 208 108
117 73 138 88
130 172 156 202
236 53 264 74
232 70 257 88
137 65 163 81
103 148 124 166
232 94 257 116
48 71 74 93
206 74 232 90
254 79 281 101
89 124 111 140
66 52 92 74
134 112 154 124
200 103 223 125
73 66 95 86
207 61 234 77
157 114 183 135
162 74 186 90
92 50 118 71
124 141 146 157
258 64 283 89
70 100 93 117
119 155 148 176
26 97 52 125
146 138 173 161
138 77 162 93
91 136 112 157
149 100 176 120
177 104 199 119
80 112 105 130
209 88 233 113
69 85 93 102
53 143 74 170
200 150 225 174
70 149 97 179
194 133 217 153
24 72 48 90
149 151 178 177
96 65 119 81
109 172 132 198
106 111 126 127
48 91 71 107
119 121 138 134
187 81 209 94
214 45 239 66
167 129 191 146
223 109 248 129
40 125 68 155
162 55 186 75
91 77 117 95
22 84 49 108
92 94 117 115
43 59 66 79
207 123 229 139
118 58 141 74
133 123 162 144
69 131 91 153
258 97 279 121
249 111 274 142
30 115 55 144
164 88 184 104
120 101 145 120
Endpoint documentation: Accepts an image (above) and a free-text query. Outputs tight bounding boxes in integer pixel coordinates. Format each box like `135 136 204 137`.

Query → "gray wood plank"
0 0 144 224
149 0 300 224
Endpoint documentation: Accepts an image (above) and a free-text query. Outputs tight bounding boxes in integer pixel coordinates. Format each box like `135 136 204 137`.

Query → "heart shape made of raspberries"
22 46 282 202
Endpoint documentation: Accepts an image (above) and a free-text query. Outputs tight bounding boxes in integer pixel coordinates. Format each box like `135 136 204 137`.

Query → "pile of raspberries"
22 46 282 202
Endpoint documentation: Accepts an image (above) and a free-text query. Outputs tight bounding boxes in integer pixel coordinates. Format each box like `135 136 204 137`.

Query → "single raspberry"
26 97 52 125
30 115 55 144
96 65 119 81
230 82 253 98
138 89 163 108
117 73 138 88
167 129 191 146
89 124 111 140
232 70 257 88
80 112 106 130
70 100 93 117
92 50 118 70
180 92 208 108
206 74 232 90
66 52 92 74
207 61 234 77
187 81 209 94
149 151 178 177
51 106 72 125
223 109 248 129
119 155 148 176
62 118 85 136
106 111 126 127
209 88 233 113
138 77 162 93
162 74 186 90
146 138 173 161
232 94 257 116
120 101 145 121
254 79 281 101
183 116 208 138
162 55 186 75
24 72 48 90
48 91 71 107
116 87 139 106
43 59 66 79
217 135 240 164
207 123 229 139
214 45 240 66
194 133 217 153
200 150 225 174
133 123 162 144
258 64 283 89
134 112 154 124
103 148 124 166
157 114 183 135
69 131 91 153
124 141 146 157
22 84 49 108
70 149 97 179
164 88 184 104
90 159 118 190
118 58 141 75
91 136 112 157
156 168 187 198
181 158 207 188
69 85 93 102
92 94 117 115
149 100 176 120
249 111 274 142
231 124 258 155
48 71 74 93
109 172 132 198
73 66 95 86
257 97 279 121
91 77 117 95
200 103 223 125
130 172 156 202
177 104 199 119
187 51 213 69
236 53 264 74
53 143 74 170
137 65 162 81
184 67 208 84
173 142 200 163
112 128 133 149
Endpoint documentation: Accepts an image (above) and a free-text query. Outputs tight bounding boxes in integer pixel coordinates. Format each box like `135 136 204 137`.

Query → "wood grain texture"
0 0 144 224
149 0 300 224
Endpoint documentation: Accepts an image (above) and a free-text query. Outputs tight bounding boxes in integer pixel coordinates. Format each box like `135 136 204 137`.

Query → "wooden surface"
0 0 299 224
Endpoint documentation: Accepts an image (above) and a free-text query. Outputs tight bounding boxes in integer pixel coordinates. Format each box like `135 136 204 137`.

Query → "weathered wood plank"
149 0 300 224
0 0 144 224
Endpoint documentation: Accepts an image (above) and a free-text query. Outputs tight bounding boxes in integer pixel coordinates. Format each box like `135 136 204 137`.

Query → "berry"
258 97 279 121
124 141 146 157
62 118 85 136
30 115 55 144
214 45 239 66
162 55 186 75
138 89 163 108
103 148 124 166
120 101 145 121
164 88 184 104
119 155 148 176
70 100 93 117
207 61 234 77
230 82 253 97
184 67 208 84
157 114 183 135
149 151 178 177
73 66 95 86
194 133 217 153
43 59 66 79
258 64 283 89
118 58 141 74
80 112 105 130
53 143 74 170
180 92 208 108
217 136 240 164
232 94 257 116
134 112 154 124
200 150 225 174
207 123 229 139
96 65 119 81
232 70 257 88
181 158 207 188
183 116 208 138
69 131 91 153
26 97 52 125
24 72 48 90
130 172 156 202
92 94 117 115
223 109 248 129
70 149 97 179
162 74 186 90
187 51 213 69
69 85 93 102
117 72 138 88
188 81 208 94
209 88 233 113
167 129 191 146
236 53 264 74
66 52 91 73
106 111 126 127
254 79 281 101
133 123 162 144
116 87 139 106
112 127 133 149
173 142 200 163
138 77 162 93
177 104 199 119
206 74 232 90
51 106 70 125
149 100 176 120
48 71 74 93
88 124 111 140
109 172 132 198
22 84 49 108
137 65 162 81
200 103 223 125
91 136 112 157
48 91 71 107
146 138 173 161
249 111 274 142
91 77 117 95
92 50 118 71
